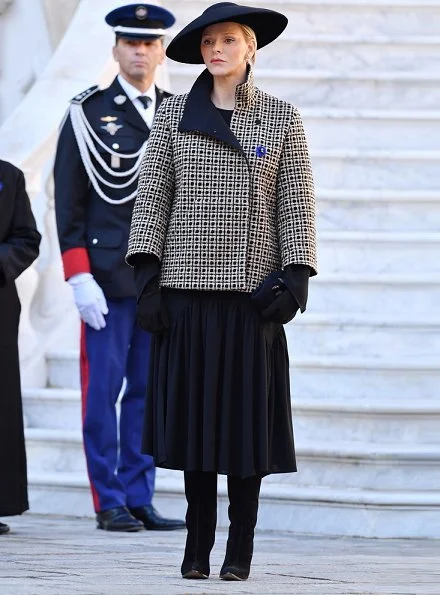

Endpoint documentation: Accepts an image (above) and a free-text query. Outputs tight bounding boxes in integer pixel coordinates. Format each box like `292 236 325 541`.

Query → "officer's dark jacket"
54 76 171 298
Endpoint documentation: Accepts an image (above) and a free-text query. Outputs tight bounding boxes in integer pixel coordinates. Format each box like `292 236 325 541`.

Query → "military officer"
54 4 185 532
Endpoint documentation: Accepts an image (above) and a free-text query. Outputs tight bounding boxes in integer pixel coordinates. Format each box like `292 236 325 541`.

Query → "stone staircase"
23 0 440 538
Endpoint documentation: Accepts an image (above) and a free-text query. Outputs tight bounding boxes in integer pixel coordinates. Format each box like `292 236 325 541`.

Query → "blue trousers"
80 298 154 512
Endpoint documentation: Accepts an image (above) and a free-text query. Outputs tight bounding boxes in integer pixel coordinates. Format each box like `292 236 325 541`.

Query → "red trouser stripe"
80 322 100 512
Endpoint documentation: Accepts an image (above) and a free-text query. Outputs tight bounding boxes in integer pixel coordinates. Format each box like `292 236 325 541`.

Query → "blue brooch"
255 145 267 158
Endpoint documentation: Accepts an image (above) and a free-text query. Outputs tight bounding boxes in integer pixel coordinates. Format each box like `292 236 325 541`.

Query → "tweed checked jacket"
126 68 317 292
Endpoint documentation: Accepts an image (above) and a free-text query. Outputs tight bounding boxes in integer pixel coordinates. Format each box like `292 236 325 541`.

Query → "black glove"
261 288 299 324
257 264 311 324
137 284 169 334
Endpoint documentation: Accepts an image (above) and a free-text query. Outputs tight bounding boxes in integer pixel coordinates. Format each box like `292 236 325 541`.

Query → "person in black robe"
0 160 41 534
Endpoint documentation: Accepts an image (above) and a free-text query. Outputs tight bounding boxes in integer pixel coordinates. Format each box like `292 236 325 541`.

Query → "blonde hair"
239 24 257 65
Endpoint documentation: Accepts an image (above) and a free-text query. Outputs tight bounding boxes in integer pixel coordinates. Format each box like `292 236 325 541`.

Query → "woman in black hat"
127 2 317 582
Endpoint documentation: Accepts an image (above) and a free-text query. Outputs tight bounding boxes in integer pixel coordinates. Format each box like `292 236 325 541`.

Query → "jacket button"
112 143 120 149
92 238 98 245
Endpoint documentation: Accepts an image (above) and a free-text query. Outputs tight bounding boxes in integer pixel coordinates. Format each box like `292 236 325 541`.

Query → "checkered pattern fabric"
127 74 317 292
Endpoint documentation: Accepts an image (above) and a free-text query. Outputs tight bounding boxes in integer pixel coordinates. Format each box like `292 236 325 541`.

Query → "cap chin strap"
113 25 167 36
69 103 148 204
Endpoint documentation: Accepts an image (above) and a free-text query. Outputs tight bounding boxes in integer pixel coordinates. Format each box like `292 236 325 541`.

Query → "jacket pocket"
87 229 124 275
87 229 123 249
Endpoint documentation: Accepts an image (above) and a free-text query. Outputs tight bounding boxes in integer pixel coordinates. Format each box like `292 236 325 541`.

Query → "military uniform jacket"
54 76 171 298
127 68 317 292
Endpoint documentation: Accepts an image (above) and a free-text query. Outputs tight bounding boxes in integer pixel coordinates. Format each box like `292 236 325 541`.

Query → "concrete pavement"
0 514 439 594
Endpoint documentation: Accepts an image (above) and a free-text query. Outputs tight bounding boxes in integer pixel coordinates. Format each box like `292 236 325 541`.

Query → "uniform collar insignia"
114 94 127 105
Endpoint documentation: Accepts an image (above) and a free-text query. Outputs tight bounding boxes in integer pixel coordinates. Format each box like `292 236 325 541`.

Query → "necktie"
138 95 152 109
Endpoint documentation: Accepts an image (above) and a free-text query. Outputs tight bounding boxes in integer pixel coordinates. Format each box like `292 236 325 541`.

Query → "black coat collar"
179 67 256 152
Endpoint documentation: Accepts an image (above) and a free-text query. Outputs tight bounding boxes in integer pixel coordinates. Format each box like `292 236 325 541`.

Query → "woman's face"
200 22 253 78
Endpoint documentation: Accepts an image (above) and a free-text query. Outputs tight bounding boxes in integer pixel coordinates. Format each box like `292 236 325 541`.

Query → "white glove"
68 273 108 330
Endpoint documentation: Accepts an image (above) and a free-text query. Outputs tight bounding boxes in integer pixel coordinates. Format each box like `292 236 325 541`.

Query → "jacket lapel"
179 69 243 153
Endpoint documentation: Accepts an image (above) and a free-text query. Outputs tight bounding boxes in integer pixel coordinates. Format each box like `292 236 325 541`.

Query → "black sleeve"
53 111 90 254
283 263 311 313
132 253 160 301
0 169 41 286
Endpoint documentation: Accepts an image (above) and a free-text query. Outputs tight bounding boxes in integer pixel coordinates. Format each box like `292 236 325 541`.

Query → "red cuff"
62 247 91 280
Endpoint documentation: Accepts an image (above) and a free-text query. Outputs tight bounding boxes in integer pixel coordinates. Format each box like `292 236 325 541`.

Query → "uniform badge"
135 6 148 19
113 95 127 105
101 122 123 135
100 116 119 123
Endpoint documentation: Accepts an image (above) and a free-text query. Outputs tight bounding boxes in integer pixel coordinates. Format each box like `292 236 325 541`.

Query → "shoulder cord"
69 103 148 204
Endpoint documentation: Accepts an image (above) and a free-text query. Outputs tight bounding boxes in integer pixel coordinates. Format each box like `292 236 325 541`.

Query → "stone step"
293 397 440 444
312 150 440 190
27 470 185 522
309 274 439 315
317 230 440 275
25 426 439 490
260 484 440 539
168 0 440 37
317 189 440 232
168 66 440 110
23 386 440 445
23 380 440 440
23 388 81 431
47 350 80 390
288 312 440 358
292 355 438 400
25 428 86 474
257 34 440 72
268 441 440 491
304 109 440 151
28 472 440 538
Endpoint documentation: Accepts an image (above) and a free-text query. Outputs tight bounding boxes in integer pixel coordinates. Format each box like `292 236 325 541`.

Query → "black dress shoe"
129 505 186 531
0 522 10 535
96 506 144 532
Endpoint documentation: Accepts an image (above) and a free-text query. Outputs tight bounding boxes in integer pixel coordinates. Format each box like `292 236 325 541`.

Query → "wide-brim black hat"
166 2 288 64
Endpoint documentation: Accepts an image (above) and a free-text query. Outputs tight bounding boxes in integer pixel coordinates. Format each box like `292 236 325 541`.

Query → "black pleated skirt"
142 289 296 478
